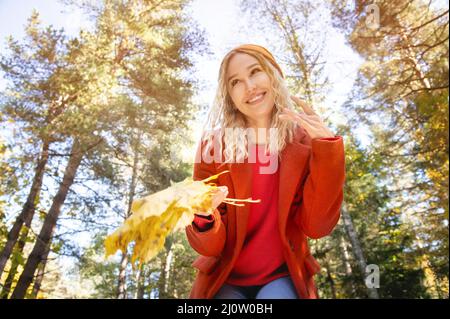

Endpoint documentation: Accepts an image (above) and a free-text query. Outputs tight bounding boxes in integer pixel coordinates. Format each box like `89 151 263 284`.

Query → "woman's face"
226 53 275 127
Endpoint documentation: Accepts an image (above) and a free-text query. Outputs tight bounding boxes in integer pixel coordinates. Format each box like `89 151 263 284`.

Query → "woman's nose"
244 78 256 92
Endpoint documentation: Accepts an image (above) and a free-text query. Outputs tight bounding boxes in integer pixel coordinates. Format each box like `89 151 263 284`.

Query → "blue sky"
0 0 89 42
0 0 91 90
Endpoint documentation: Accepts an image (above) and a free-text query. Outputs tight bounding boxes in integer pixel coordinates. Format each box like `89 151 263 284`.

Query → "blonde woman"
185 44 345 299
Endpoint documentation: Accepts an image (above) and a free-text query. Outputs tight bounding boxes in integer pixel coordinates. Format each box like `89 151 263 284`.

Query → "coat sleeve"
185 139 227 257
294 134 346 239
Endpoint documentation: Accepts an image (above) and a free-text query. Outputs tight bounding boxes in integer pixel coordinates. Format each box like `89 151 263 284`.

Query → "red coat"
185 125 346 299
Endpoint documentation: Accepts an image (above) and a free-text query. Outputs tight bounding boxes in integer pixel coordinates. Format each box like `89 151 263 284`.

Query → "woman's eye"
230 68 261 87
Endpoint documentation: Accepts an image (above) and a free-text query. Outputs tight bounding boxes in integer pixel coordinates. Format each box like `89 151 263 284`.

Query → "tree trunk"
324 259 337 299
415 233 441 298
117 252 128 299
135 267 145 299
339 234 353 276
158 237 174 298
134 265 145 299
163 248 173 296
0 141 50 278
339 232 357 296
10 139 83 299
30 241 51 299
0 222 34 299
341 203 379 299
117 141 139 299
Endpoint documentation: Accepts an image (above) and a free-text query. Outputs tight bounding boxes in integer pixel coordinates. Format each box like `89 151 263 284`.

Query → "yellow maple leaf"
104 170 259 267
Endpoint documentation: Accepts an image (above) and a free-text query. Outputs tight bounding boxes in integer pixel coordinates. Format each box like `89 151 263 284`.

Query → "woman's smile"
246 91 267 105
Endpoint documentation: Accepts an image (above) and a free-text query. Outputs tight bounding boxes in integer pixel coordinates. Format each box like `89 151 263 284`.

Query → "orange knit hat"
227 44 284 78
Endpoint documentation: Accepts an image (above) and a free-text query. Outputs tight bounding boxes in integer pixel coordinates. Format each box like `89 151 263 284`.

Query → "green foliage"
328 0 449 298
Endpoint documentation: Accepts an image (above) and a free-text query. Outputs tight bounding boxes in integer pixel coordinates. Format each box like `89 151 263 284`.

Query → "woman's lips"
246 92 266 105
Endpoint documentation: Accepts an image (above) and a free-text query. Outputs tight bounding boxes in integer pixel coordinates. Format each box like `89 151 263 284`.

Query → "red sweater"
193 144 289 286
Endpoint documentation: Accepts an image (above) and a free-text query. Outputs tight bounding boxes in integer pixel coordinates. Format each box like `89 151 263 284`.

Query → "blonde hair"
202 48 298 163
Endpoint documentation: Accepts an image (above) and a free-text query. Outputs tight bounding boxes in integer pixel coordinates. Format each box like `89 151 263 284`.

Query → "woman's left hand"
278 96 335 139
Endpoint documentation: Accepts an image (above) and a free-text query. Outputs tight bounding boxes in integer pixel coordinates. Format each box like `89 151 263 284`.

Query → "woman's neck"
248 117 270 129
248 126 269 145
245 116 271 145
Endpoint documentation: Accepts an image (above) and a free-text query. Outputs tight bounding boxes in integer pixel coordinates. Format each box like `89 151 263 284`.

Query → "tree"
2 0 207 298
329 0 449 297
0 11 75 280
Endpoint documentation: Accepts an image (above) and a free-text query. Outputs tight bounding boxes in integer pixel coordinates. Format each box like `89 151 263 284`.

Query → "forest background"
0 0 448 298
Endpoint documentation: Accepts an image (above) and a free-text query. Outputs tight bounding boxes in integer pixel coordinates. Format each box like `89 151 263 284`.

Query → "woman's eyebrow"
227 63 260 82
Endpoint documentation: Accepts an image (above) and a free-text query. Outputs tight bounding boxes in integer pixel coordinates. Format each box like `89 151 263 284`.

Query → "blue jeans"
214 276 298 299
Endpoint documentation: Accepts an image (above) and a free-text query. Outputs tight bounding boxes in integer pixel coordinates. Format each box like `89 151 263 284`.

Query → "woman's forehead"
226 53 260 77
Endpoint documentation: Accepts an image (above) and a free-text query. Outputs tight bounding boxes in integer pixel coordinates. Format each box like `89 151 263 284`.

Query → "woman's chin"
250 103 274 116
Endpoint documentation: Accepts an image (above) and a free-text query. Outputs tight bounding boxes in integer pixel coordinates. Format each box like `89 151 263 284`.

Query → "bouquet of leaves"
104 170 259 267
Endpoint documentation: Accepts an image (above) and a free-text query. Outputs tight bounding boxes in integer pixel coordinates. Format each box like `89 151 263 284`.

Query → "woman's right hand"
196 186 228 216
212 186 228 210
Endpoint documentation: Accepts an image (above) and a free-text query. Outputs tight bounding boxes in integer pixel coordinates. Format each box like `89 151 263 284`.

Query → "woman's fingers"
281 107 300 116
212 186 228 209
278 110 298 122
297 112 322 125
297 116 314 131
278 110 312 130
290 96 316 116
279 107 316 125
279 101 335 139
219 186 228 196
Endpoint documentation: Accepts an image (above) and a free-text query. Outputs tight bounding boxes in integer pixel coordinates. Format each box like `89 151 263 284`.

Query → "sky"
0 0 90 44
0 0 91 90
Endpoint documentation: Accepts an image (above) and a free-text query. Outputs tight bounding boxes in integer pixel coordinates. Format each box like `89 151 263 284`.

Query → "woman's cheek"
256 72 270 84
231 88 244 107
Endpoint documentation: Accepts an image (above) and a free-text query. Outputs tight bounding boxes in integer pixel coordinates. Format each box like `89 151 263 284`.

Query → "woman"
185 44 345 299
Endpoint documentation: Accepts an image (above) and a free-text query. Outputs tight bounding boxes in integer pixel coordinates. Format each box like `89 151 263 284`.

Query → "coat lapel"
278 140 311 236
225 129 311 247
